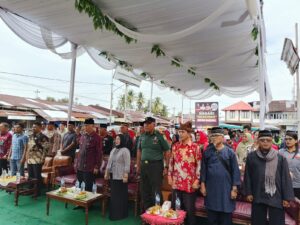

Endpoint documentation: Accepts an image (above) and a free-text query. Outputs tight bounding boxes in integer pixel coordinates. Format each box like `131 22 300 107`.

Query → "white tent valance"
0 0 270 101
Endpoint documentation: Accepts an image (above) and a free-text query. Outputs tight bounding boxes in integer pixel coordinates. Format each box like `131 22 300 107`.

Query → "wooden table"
46 189 103 225
0 176 38 206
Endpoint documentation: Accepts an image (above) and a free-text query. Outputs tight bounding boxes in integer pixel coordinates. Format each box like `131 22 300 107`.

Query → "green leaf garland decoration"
140 72 148 78
204 78 211 83
251 26 259 41
171 57 182 68
187 67 196 76
151 44 166 57
75 0 136 44
75 0 220 90
254 46 258 56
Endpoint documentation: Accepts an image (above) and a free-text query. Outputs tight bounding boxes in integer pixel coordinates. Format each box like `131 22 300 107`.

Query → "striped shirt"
11 133 28 160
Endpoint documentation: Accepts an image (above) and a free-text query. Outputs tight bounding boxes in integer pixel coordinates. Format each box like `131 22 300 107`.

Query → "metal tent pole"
67 43 78 124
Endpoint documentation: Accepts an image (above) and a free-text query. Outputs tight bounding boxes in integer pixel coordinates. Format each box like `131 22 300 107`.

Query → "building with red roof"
222 101 254 125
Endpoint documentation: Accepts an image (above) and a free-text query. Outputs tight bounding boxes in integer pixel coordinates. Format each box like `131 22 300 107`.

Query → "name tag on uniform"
153 136 158 144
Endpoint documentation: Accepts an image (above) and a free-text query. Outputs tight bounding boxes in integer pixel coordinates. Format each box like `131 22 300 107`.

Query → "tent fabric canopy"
0 0 268 100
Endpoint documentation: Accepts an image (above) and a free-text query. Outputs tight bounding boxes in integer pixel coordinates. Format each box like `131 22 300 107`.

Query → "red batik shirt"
0 132 12 158
168 141 201 193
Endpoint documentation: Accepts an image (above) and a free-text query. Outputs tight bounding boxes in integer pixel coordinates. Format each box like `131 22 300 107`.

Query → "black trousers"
77 170 95 192
171 189 196 225
0 159 8 176
27 163 42 193
207 210 232 225
251 203 285 225
140 160 163 210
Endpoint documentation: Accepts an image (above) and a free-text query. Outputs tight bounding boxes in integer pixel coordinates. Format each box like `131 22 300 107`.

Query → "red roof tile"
222 101 254 111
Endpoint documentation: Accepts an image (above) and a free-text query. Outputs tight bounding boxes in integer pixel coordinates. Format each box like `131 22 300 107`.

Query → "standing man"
76 118 102 191
26 122 49 194
43 121 61 157
61 121 77 161
8 123 28 176
168 121 201 225
0 123 12 175
120 123 133 155
244 130 294 225
137 117 170 210
99 124 114 156
0 122 12 176
200 127 240 225
58 122 67 139
132 122 145 158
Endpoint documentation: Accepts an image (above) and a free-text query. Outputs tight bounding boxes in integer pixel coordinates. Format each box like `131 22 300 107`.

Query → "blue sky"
0 0 298 116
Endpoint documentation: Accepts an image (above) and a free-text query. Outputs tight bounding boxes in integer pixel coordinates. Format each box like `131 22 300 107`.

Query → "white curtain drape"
108 0 234 43
0 8 85 59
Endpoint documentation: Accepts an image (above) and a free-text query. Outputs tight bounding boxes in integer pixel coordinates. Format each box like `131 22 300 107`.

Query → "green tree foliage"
117 90 168 116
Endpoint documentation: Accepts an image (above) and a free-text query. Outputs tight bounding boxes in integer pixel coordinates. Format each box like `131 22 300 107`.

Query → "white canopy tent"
0 0 271 128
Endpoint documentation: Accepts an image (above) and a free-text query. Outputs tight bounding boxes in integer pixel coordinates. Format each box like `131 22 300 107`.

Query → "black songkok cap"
258 130 272 138
144 117 156 124
84 118 95 125
211 127 224 136
100 123 108 128
68 121 76 126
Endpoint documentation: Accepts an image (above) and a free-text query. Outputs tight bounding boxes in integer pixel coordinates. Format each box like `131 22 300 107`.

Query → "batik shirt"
27 132 49 164
0 132 12 159
168 142 201 193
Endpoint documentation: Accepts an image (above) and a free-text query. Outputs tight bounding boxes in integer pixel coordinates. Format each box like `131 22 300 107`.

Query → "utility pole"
295 23 300 138
34 89 40 99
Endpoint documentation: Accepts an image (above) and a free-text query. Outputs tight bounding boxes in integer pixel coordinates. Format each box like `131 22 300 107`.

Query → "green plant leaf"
255 46 258 56
171 57 182 67
187 67 196 76
251 26 259 41
204 78 211 83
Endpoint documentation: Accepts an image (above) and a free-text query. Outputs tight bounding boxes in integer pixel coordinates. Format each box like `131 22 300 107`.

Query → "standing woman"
279 131 300 199
105 134 131 220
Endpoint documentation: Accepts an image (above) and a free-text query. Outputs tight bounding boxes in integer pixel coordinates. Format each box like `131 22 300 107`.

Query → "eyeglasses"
259 138 272 143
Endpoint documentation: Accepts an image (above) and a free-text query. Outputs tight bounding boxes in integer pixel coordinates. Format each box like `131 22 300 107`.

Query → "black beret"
258 130 272 138
84 118 94 125
139 121 144 126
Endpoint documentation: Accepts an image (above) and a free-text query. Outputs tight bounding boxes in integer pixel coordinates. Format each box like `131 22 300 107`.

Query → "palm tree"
152 97 163 115
136 92 145 111
117 94 126 111
127 89 135 109
161 105 168 117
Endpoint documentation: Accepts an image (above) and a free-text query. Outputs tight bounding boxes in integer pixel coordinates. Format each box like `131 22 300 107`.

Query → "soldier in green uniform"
136 117 170 210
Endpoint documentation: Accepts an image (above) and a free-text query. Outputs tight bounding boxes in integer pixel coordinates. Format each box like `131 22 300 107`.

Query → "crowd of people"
0 119 299 225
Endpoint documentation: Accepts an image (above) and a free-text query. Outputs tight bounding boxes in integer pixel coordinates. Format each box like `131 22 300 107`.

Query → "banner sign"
195 102 219 129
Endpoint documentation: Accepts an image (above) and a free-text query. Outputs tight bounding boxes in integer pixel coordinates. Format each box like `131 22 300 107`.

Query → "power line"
0 77 110 103
0 71 111 86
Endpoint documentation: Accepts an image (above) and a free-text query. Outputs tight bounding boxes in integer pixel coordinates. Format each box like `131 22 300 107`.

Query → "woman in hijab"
105 134 131 220
236 132 253 166
279 131 300 199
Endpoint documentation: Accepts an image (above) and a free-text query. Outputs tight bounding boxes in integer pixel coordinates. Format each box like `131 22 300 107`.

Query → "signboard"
281 38 300 75
114 67 142 87
195 102 219 129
